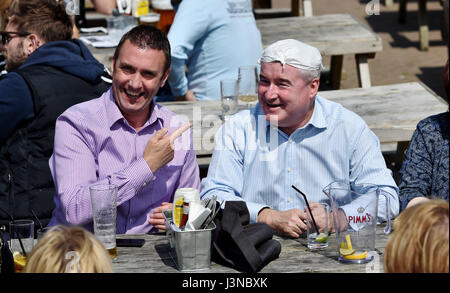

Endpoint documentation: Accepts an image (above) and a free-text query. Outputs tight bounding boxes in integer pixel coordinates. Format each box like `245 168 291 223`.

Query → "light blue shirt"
200 95 400 223
167 0 263 100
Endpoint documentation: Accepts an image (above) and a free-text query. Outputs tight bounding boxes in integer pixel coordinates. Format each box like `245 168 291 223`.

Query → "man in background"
162 0 263 101
0 0 111 230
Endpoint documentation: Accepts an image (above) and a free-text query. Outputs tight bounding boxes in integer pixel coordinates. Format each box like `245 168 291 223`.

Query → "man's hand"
174 90 196 101
257 208 308 238
307 203 331 233
143 123 192 173
148 202 173 231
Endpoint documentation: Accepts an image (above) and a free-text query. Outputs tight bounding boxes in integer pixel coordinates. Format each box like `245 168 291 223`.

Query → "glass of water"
220 79 238 121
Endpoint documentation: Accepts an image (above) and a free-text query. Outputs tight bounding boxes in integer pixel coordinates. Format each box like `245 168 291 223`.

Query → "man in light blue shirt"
200 39 399 238
166 0 263 101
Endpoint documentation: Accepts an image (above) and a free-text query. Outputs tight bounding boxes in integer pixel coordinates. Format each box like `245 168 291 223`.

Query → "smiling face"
111 39 169 129
258 62 319 135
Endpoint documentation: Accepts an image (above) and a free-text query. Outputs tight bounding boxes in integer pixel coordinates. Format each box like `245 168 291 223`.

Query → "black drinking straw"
31 209 44 231
291 185 320 234
14 227 27 257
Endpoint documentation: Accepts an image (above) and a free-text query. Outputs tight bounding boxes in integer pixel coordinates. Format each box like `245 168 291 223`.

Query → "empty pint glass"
90 184 118 258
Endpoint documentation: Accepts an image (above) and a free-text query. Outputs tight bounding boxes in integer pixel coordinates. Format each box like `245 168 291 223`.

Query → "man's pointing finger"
169 122 192 143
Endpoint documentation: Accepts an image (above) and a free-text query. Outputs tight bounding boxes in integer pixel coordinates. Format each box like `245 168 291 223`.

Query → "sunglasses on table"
0 31 31 45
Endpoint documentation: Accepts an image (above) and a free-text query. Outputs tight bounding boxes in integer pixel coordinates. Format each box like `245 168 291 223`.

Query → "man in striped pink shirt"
48 25 200 234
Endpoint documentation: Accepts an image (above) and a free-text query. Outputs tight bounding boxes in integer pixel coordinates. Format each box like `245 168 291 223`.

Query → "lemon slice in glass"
13 251 27 270
315 233 328 243
345 234 353 250
343 251 368 260
339 248 356 256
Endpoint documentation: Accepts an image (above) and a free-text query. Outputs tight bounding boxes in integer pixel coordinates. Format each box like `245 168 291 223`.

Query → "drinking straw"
31 209 44 231
11 220 27 258
291 185 320 235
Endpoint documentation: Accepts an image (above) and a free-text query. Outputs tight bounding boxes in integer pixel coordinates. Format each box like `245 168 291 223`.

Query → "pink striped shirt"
48 88 200 234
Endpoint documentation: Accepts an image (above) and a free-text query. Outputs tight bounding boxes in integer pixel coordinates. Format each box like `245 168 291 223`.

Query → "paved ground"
273 0 448 97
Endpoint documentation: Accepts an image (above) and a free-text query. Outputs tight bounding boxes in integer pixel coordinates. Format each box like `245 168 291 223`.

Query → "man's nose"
265 84 278 101
128 74 143 89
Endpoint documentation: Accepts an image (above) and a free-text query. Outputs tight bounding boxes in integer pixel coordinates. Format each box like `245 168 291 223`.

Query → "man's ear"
309 77 320 99
110 59 115 76
26 34 41 55
160 68 171 88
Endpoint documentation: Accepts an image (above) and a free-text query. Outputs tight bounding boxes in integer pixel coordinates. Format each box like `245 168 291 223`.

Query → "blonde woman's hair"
384 199 449 273
23 225 113 273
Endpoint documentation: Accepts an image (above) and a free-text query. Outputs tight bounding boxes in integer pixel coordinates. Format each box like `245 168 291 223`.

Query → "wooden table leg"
303 0 313 17
291 0 300 16
398 0 407 23
418 0 429 51
395 141 410 170
355 54 372 88
330 55 343 89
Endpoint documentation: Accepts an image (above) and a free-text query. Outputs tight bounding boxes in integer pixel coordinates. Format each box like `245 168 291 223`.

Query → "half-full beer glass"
90 184 118 258
238 66 258 108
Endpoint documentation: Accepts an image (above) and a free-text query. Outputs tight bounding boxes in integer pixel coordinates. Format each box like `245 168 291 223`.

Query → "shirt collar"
305 95 328 130
105 88 161 130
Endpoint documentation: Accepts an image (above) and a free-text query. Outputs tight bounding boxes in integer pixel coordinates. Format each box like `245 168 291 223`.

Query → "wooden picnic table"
113 224 389 273
255 13 383 88
159 82 448 167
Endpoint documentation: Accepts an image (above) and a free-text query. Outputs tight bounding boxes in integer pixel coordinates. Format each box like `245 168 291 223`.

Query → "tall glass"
9 220 35 272
90 184 118 258
238 66 258 108
220 79 238 120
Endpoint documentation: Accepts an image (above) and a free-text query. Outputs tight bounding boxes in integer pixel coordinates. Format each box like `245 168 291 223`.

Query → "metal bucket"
163 210 215 272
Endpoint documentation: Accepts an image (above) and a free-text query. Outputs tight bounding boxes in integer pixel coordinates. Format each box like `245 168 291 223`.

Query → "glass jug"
323 181 392 264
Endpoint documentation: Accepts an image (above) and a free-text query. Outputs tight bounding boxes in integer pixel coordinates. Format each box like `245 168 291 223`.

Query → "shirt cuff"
117 158 154 203
246 202 270 224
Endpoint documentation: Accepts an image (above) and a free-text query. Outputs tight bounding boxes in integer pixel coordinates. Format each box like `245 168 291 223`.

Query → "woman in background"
398 60 449 210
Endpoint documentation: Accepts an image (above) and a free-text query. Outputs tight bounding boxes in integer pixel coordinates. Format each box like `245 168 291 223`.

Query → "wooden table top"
113 224 389 273
255 13 383 54
160 82 448 156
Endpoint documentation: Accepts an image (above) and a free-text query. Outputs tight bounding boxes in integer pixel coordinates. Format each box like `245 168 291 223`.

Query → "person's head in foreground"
384 199 449 273
258 39 322 135
23 225 113 273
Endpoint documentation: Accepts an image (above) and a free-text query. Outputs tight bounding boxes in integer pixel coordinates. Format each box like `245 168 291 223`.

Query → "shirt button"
289 139 293 143
129 219 134 224
142 182 147 187
288 198 291 203
288 168 292 172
